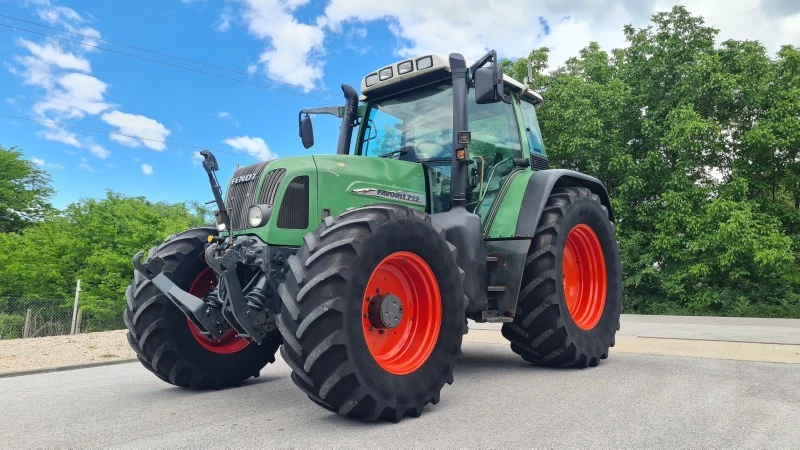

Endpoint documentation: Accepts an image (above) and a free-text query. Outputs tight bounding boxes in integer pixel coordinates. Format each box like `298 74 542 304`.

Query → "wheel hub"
367 293 404 329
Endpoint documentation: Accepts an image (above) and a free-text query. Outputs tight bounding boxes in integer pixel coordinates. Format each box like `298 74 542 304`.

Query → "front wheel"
123 227 282 389
277 205 467 422
502 187 622 367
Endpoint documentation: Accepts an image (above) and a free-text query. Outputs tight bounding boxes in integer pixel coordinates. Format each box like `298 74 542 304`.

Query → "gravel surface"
0 330 133 374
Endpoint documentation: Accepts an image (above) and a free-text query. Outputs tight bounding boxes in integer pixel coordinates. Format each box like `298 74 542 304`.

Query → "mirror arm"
469 50 497 73
299 106 343 118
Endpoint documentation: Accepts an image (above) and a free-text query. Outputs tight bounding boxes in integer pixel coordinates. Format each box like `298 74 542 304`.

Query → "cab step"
480 310 514 323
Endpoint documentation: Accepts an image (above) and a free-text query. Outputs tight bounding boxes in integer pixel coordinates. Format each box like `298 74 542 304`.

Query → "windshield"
358 83 522 162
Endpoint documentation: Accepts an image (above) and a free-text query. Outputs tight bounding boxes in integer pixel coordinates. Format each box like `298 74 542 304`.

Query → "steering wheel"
413 141 446 159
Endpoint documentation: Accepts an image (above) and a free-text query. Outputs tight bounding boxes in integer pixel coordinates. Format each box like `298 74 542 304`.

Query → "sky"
2 0 799 209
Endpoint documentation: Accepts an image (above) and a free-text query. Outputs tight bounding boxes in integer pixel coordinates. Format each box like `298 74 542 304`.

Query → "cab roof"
360 54 543 104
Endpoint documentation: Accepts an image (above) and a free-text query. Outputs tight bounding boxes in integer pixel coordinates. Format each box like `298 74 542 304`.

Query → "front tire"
277 205 467 422
124 227 282 389
502 187 622 367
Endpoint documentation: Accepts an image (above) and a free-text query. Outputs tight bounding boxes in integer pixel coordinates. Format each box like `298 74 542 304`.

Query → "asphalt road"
2 336 799 448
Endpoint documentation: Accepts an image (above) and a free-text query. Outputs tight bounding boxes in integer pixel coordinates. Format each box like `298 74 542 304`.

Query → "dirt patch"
0 330 134 374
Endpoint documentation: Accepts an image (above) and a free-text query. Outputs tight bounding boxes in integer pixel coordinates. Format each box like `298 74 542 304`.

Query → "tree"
0 146 54 232
0 190 208 330
501 5 800 317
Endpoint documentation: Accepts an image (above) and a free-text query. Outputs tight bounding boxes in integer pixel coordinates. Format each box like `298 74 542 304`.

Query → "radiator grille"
531 153 550 170
225 161 269 230
257 168 286 205
277 176 309 229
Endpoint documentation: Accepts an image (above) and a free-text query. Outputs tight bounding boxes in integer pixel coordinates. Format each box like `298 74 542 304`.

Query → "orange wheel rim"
562 224 607 330
362 251 441 375
186 267 249 355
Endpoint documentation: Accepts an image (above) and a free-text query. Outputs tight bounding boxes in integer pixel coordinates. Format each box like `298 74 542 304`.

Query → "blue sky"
2 0 798 209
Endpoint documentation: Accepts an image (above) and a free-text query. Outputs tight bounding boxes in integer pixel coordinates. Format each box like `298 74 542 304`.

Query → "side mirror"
299 114 314 149
199 149 218 172
474 64 504 104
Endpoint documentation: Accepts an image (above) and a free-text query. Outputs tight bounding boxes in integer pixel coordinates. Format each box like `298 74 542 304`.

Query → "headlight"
379 67 393 81
248 204 272 228
365 73 379 87
416 56 433 70
214 211 226 231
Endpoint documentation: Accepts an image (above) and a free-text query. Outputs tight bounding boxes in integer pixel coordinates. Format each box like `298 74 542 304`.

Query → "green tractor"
125 50 621 422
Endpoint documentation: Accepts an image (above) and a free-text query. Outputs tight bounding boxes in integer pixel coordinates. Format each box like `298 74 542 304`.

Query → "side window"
520 100 545 154
467 96 522 162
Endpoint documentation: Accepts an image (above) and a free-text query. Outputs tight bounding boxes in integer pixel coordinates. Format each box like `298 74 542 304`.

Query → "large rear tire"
123 227 281 389
501 187 622 367
277 205 467 422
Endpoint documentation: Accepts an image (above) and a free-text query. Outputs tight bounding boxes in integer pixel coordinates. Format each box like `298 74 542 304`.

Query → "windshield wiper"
379 147 410 158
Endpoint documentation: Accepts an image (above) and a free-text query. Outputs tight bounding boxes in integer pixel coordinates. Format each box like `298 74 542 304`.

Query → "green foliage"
0 186 208 329
0 313 24 339
503 5 800 317
0 145 54 232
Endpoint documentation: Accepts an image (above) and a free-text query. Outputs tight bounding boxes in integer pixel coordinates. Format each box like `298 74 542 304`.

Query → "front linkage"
132 150 293 346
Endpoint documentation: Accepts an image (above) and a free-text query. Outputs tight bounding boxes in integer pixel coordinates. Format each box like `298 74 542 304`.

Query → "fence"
0 289 125 340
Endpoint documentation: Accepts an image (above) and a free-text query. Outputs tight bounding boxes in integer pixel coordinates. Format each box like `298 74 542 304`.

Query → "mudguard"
486 169 614 239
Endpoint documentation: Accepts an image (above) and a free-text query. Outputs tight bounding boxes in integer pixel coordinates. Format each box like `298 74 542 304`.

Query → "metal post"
448 53 469 209
23 308 32 339
70 279 81 335
75 309 83 334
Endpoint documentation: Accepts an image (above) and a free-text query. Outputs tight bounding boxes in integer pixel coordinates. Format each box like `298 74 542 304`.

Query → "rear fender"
486 169 614 239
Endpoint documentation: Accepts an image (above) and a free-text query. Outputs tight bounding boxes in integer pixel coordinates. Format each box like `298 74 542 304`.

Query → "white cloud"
318 0 800 76
215 10 233 32
33 72 110 120
89 144 110 159
17 39 91 73
217 111 240 127
78 157 94 172
38 128 81 147
321 0 655 69
141 163 153 175
37 4 84 25
30 157 64 170
100 110 171 151
239 0 325 90
223 135 277 160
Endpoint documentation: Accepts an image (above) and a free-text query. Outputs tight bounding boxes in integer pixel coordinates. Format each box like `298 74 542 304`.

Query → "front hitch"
132 251 229 340
203 242 274 343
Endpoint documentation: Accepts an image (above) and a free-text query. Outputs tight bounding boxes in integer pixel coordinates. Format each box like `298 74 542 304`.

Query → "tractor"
125 50 622 422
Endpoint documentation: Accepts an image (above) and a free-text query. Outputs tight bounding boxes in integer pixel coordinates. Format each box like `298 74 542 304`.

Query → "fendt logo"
231 174 258 185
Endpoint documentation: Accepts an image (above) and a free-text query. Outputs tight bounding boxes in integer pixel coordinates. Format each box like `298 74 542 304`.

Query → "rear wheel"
277 205 467 422
123 227 281 389
501 187 621 367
